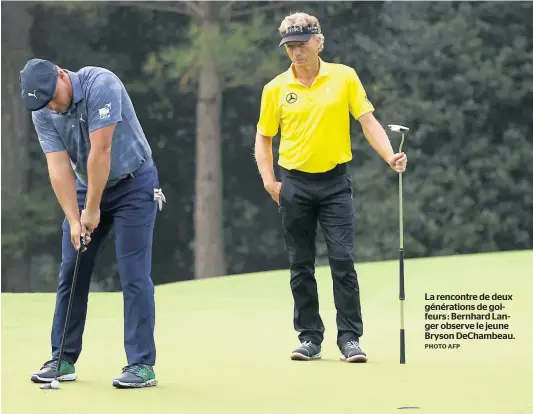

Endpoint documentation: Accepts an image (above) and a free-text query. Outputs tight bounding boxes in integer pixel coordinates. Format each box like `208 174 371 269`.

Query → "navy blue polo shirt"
31 67 152 188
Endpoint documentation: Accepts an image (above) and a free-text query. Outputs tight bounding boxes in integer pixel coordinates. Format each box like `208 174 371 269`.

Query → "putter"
40 234 87 390
388 124 409 364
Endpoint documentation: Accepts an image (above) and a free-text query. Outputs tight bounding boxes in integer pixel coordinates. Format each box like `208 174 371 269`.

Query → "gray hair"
279 12 325 52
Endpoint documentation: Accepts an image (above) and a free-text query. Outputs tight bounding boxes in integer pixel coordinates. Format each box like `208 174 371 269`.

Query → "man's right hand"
264 181 283 205
69 220 91 252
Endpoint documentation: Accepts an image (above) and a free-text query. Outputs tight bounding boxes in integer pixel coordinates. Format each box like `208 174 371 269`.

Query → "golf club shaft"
55 202 86 379
398 132 405 252
400 244 405 364
55 239 84 378
399 132 406 364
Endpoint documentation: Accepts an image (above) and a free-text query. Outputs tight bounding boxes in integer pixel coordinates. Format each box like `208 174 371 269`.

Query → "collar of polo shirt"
286 57 330 85
56 70 83 115
68 71 83 106
66 70 83 106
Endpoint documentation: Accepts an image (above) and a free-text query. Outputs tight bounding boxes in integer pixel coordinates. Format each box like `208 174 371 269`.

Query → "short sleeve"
256 83 280 137
87 73 123 133
347 68 374 120
32 110 65 153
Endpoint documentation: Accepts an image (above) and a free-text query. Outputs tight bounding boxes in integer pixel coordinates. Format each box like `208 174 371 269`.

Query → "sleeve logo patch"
99 103 111 119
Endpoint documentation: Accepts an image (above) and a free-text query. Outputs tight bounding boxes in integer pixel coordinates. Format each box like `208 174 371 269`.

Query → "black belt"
128 158 154 178
280 162 349 180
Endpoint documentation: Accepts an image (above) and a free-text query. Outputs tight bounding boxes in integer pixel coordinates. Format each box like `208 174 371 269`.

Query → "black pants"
279 162 363 348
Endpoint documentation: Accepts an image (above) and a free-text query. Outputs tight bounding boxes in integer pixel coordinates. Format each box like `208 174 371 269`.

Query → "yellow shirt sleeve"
257 83 280 137
347 68 375 119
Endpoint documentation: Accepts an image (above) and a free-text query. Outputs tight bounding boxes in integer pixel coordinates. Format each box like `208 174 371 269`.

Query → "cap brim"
23 96 53 111
279 34 313 47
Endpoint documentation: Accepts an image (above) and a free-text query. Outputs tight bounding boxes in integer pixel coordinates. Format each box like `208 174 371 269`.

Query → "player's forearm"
254 133 277 187
49 166 80 224
362 120 395 163
85 148 111 211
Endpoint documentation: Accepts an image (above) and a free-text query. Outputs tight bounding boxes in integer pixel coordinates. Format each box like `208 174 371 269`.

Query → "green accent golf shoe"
112 364 157 388
30 359 77 383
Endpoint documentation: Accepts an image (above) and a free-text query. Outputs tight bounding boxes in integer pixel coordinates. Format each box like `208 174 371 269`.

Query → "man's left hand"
388 152 408 173
80 207 101 237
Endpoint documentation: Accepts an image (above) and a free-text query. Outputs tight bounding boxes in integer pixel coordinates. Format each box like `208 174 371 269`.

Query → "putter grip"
80 235 87 250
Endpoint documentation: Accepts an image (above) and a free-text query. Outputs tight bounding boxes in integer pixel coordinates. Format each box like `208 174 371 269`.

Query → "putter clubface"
40 383 53 389
388 124 409 133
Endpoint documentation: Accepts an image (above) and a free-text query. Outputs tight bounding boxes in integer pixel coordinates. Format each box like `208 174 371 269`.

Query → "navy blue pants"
50 161 159 367
279 162 363 349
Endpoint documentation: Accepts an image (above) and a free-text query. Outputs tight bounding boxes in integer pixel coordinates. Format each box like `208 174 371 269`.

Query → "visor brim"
279 34 313 47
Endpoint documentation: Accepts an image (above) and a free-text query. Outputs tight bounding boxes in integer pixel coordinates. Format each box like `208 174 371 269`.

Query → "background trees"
2 1 531 291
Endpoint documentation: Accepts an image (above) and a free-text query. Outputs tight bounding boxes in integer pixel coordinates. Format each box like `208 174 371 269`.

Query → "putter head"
388 124 409 133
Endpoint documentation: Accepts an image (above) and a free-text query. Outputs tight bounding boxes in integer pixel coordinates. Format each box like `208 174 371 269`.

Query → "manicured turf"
2 250 532 414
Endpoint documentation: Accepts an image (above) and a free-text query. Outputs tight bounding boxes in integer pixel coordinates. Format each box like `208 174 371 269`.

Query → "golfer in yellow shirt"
254 12 407 363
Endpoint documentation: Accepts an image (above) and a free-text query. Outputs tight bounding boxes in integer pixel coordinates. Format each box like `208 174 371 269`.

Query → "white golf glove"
153 188 166 211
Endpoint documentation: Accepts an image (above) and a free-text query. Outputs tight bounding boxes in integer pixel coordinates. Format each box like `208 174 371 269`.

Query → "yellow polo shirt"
257 58 374 173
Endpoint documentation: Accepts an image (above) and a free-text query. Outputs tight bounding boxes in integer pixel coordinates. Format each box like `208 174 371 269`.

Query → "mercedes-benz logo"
286 92 298 104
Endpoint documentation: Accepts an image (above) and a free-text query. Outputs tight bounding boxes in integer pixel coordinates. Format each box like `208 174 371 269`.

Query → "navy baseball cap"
279 25 321 47
19 58 58 111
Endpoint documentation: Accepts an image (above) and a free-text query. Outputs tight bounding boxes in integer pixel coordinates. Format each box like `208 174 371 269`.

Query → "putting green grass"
2 250 533 414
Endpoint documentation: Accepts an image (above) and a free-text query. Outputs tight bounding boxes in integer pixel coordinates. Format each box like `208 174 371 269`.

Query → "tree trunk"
1 2 33 292
193 2 226 279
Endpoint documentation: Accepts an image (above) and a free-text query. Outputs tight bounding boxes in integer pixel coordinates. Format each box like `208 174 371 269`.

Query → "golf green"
2 250 532 414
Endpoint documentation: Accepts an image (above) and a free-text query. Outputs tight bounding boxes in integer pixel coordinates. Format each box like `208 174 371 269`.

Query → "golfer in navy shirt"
20 58 165 388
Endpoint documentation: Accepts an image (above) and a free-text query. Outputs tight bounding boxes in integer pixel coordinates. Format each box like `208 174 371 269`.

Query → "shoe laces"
42 359 57 369
122 364 144 375
346 340 361 350
301 340 313 348
42 359 66 370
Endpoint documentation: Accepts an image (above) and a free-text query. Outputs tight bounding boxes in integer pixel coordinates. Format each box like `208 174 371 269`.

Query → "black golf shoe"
340 340 367 363
30 359 77 383
290 341 322 361
112 364 157 388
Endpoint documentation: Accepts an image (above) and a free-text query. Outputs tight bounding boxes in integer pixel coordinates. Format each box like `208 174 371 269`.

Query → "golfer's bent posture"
255 13 407 362
20 58 165 387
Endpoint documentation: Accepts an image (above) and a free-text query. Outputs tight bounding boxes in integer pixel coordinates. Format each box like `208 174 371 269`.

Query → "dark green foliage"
2 2 531 291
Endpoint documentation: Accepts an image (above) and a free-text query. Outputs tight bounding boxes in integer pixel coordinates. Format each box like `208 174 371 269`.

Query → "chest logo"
286 92 298 104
